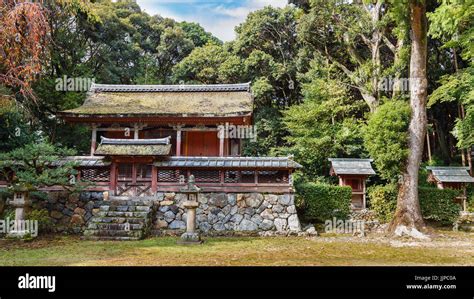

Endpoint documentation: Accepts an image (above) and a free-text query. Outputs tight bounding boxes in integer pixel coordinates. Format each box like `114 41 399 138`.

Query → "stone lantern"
7 184 33 238
177 175 203 244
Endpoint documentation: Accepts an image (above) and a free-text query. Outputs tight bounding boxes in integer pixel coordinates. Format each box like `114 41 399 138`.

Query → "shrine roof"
328 158 376 176
426 166 474 183
60 83 253 118
94 137 172 156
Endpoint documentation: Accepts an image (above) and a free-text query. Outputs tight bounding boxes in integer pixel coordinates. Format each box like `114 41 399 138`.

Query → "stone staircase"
83 197 155 240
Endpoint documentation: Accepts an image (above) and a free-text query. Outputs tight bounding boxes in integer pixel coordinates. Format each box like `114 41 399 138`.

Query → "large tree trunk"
388 0 428 239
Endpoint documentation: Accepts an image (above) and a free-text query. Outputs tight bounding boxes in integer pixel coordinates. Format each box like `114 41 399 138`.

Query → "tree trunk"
388 0 428 239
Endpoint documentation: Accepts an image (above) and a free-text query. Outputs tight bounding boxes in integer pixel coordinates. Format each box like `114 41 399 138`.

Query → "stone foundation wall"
32 191 103 233
30 191 302 235
153 192 301 235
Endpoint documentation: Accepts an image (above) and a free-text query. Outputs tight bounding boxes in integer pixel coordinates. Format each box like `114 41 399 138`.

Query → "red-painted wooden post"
90 124 97 156
151 166 158 193
109 162 117 196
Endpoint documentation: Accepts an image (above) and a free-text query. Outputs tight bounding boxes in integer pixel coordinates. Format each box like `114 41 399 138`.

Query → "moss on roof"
95 144 172 156
62 91 253 116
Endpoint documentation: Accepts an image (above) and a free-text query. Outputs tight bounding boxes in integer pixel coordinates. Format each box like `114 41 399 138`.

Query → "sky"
135 0 288 42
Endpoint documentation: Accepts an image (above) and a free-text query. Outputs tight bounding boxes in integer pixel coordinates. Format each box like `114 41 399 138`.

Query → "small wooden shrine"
329 158 376 209
426 166 474 211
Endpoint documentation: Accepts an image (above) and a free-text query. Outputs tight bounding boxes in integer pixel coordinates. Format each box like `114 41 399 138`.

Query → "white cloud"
136 0 288 42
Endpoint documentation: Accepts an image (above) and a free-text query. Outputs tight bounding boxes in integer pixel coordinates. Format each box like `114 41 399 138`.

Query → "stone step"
91 217 149 224
98 211 150 218
84 196 154 241
101 205 152 212
89 223 145 231
84 229 143 238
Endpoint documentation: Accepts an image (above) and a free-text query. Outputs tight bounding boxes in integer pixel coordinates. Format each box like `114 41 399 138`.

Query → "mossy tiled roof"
61 83 253 117
95 137 172 156
95 144 172 156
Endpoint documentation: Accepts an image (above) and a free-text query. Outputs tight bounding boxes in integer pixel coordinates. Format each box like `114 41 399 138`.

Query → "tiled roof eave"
328 158 375 176
59 112 252 118
153 157 302 169
90 82 251 93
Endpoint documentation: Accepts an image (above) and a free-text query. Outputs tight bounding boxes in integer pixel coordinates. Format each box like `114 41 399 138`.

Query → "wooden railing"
78 166 293 194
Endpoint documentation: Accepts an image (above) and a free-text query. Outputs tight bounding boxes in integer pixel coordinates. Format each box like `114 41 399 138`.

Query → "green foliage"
243 107 286 156
369 184 462 224
0 188 10 216
0 142 77 190
0 108 35 152
364 100 411 182
27 209 54 233
296 182 352 223
419 187 462 224
178 22 221 47
172 43 240 84
281 77 366 179
233 6 300 107
368 184 398 223
428 0 473 61
428 0 474 151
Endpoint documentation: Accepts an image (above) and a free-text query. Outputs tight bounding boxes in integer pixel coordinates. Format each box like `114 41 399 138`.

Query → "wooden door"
185 131 219 156
116 163 153 197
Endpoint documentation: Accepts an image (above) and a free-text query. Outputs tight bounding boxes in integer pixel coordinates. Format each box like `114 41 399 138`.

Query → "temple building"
54 83 303 239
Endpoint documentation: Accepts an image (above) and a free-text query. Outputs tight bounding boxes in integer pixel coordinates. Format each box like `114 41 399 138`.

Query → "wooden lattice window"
137 164 152 180
224 170 255 183
80 167 110 182
157 169 185 182
118 164 133 181
224 170 240 183
258 170 288 184
191 170 220 183
241 170 255 183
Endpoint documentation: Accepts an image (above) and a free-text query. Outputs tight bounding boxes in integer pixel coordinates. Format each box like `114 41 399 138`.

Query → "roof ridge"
328 158 374 162
90 82 251 93
426 166 470 169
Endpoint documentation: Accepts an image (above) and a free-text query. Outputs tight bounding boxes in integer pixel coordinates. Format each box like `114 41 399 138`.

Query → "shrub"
363 100 411 182
296 182 352 222
27 209 54 233
369 184 462 224
419 187 461 224
368 184 398 223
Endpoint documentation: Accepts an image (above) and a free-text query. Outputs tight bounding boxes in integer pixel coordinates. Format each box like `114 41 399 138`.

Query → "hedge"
368 185 462 224
419 187 462 224
367 184 398 223
296 182 352 222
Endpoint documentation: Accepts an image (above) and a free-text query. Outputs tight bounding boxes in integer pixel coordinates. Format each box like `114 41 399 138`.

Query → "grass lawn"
1 230 473 266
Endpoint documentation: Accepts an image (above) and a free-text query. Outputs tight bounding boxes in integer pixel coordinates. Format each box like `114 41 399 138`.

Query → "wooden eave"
59 114 253 126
